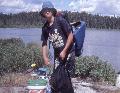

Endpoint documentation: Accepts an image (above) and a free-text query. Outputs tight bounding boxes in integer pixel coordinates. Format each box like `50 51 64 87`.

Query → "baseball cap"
40 1 57 17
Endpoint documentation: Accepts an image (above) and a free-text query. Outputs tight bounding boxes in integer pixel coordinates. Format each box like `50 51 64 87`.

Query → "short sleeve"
41 27 48 46
59 17 73 35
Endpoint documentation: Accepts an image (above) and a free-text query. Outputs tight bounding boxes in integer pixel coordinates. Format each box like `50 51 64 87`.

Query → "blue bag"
72 21 86 57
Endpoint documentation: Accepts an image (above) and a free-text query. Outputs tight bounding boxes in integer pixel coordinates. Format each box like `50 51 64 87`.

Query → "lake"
0 28 120 71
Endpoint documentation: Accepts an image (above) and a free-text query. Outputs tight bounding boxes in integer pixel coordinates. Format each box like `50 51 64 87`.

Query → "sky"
0 0 120 16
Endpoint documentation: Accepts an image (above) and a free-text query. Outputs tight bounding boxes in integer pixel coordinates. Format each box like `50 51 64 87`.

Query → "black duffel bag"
49 61 74 93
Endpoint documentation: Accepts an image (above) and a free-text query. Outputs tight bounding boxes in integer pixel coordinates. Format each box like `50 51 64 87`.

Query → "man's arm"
63 32 74 53
59 17 74 60
60 32 74 60
41 26 49 65
42 42 50 65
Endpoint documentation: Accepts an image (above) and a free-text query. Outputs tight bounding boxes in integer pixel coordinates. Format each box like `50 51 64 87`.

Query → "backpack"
72 21 86 56
53 16 86 57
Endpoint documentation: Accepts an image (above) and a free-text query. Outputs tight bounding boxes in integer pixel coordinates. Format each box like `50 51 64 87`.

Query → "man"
40 2 75 77
40 1 75 93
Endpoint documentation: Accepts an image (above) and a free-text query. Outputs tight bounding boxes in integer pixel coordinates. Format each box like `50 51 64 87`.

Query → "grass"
0 73 35 87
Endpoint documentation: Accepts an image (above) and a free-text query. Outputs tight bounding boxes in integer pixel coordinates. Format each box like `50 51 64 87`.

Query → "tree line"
0 11 120 29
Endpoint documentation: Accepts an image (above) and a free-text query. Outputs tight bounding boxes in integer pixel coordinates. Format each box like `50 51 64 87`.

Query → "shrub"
75 56 116 85
0 38 117 85
0 38 43 75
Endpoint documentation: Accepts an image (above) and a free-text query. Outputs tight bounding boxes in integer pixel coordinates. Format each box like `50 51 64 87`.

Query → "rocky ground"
0 78 120 93
72 78 120 93
0 73 120 93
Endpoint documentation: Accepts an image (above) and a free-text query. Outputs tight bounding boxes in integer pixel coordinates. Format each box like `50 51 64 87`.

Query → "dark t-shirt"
41 16 74 57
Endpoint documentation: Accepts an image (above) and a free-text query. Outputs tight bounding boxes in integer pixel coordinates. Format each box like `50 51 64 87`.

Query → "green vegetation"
0 38 43 75
27 79 47 86
0 38 117 85
0 11 120 29
75 56 116 85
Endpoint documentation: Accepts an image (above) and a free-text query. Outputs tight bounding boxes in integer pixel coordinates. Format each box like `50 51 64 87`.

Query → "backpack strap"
55 17 68 38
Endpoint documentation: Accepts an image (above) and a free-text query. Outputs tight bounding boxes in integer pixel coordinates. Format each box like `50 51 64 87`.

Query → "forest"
0 11 120 29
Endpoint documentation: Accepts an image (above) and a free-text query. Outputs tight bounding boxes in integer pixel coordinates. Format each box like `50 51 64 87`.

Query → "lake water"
0 28 120 71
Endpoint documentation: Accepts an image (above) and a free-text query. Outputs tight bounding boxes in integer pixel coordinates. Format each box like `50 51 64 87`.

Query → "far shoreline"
0 27 120 31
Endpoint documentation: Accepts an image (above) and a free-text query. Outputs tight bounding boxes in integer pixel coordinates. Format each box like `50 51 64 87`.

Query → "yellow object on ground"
31 63 36 67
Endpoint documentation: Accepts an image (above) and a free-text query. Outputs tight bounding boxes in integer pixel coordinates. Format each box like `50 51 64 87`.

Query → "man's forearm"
42 45 48 60
63 32 74 53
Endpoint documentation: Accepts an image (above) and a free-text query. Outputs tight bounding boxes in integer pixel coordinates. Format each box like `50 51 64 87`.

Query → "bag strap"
55 17 68 38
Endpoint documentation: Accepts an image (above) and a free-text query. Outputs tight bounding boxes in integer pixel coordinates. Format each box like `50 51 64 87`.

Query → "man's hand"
59 50 66 61
44 57 50 65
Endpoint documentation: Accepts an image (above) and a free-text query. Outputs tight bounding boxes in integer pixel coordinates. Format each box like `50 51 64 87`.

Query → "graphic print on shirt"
48 29 64 48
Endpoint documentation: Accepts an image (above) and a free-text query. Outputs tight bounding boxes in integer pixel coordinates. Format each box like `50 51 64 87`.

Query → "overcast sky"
0 0 120 16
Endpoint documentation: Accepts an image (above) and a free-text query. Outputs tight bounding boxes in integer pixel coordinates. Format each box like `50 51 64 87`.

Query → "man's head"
40 1 57 20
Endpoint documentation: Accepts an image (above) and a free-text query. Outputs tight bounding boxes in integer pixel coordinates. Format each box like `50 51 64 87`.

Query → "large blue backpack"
72 21 86 57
